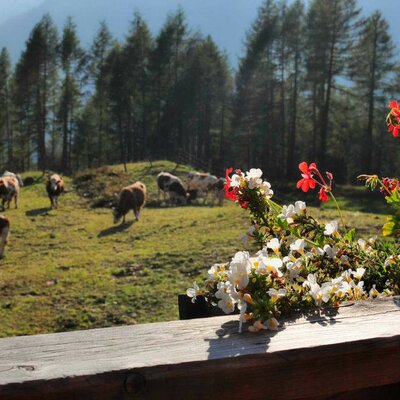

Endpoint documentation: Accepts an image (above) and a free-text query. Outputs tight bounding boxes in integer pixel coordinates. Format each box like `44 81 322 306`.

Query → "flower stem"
329 192 347 234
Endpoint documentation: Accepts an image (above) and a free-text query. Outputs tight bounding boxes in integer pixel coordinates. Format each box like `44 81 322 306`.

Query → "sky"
0 0 399 67
0 0 43 24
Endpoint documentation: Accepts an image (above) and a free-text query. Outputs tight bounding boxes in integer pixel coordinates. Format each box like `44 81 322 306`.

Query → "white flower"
207 264 226 281
246 168 263 189
186 282 202 303
265 317 279 331
285 258 302 280
294 201 306 215
384 255 397 267
266 238 281 253
304 277 332 306
357 239 367 251
352 267 366 280
260 181 274 199
369 284 380 299
303 273 317 289
246 168 263 180
268 288 287 301
218 296 236 314
324 220 339 236
228 251 252 289
258 257 284 276
278 204 296 223
353 281 365 299
341 269 353 282
215 281 233 299
230 173 242 188
290 239 306 253
323 244 339 259
330 277 351 298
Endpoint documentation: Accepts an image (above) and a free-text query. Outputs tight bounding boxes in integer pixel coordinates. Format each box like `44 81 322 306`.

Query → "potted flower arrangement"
187 104 400 333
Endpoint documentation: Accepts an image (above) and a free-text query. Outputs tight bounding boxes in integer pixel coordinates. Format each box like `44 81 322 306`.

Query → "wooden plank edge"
1 334 399 400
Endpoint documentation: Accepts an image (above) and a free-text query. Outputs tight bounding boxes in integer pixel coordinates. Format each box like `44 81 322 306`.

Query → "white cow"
186 171 219 205
157 172 188 205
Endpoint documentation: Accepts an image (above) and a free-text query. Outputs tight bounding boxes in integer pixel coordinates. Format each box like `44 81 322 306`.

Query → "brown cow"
0 215 10 259
113 182 147 224
46 174 65 209
0 176 19 210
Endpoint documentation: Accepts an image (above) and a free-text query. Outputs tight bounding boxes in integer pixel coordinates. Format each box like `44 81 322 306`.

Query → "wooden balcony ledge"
0 299 399 400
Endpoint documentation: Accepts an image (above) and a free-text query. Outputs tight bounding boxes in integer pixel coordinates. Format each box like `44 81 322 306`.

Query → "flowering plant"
187 135 400 332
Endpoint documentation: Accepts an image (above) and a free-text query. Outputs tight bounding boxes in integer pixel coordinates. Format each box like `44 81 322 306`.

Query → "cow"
46 174 65 209
0 215 10 259
187 177 226 206
2 171 23 188
157 172 188 205
0 176 20 210
113 182 147 224
186 171 219 205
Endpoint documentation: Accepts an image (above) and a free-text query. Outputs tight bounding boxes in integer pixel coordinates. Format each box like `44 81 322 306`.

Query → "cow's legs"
210 190 216 207
134 208 140 221
14 194 18 209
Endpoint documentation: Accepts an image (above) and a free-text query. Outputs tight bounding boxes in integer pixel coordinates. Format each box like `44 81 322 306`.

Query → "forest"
0 0 398 182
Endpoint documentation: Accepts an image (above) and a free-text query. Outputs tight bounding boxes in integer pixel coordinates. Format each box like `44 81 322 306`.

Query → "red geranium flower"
387 101 400 137
296 162 317 192
319 188 329 202
224 168 238 201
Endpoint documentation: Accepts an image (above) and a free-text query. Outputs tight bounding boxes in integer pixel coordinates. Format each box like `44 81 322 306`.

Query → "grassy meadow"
0 161 389 337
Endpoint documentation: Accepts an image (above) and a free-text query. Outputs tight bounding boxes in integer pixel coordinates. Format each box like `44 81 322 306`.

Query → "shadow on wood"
178 295 239 320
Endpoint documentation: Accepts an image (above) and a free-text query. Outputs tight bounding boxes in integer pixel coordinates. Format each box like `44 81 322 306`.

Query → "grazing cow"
187 171 219 205
113 182 147 224
157 172 188 205
0 176 19 210
0 215 10 259
46 174 64 209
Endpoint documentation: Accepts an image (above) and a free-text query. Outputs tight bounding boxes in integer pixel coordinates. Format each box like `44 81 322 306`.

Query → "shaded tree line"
0 0 398 182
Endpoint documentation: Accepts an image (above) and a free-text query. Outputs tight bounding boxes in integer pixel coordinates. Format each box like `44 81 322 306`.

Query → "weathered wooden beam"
0 299 399 400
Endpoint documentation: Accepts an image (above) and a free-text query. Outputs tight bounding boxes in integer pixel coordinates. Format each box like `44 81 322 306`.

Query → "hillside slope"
0 162 249 337
0 161 386 337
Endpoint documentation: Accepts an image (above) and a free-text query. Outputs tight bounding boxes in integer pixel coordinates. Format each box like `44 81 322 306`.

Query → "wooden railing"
0 299 399 400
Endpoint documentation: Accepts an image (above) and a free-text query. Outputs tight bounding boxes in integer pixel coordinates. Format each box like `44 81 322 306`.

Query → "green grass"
0 161 388 337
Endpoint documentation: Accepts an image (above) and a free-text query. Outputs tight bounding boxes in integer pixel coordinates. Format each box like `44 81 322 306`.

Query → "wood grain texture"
0 299 399 399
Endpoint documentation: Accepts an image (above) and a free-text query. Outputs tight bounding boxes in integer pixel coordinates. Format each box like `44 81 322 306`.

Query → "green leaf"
344 228 356 243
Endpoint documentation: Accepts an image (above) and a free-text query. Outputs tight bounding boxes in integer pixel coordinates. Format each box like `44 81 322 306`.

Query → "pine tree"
20 14 59 171
349 11 395 174
59 17 86 172
87 21 113 166
305 0 360 172
0 48 13 168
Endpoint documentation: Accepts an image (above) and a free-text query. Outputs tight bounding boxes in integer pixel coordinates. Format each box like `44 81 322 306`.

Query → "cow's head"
112 207 122 224
50 178 59 192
